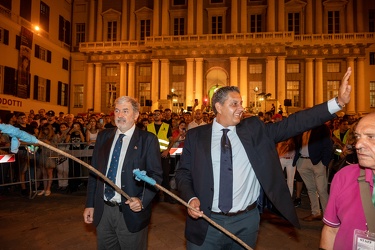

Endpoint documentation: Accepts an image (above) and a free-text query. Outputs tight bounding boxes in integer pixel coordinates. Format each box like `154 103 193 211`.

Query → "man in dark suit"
293 124 332 222
83 96 163 250
176 67 352 249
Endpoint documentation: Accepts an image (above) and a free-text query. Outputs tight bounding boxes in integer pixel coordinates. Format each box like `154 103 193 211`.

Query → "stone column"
129 0 135 40
160 59 170 100
187 0 194 35
278 0 285 31
94 63 102 112
277 56 286 109
96 0 103 41
230 57 238 87
240 57 248 107
315 58 324 104
86 63 94 111
346 57 356 114
231 0 238 33
357 57 367 114
151 59 160 110
153 0 160 36
88 0 95 42
266 56 276 97
305 58 314 107
195 58 203 103
186 58 195 108
119 62 127 97
306 0 313 34
315 0 323 33
127 62 135 97
240 0 247 33
196 0 203 34
267 0 275 32
121 0 129 40
161 0 169 35
346 0 354 33
356 0 364 32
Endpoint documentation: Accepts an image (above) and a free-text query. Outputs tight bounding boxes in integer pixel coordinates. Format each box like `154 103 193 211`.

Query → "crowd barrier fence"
0 143 94 199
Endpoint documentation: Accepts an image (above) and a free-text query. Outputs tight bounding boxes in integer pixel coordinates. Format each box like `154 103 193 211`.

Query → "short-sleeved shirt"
323 164 374 250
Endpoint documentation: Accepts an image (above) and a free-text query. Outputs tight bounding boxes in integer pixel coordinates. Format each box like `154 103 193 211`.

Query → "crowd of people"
0 96 363 202
1 68 374 250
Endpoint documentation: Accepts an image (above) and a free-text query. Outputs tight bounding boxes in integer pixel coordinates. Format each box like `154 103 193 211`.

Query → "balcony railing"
79 32 375 53
294 33 375 45
79 40 147 53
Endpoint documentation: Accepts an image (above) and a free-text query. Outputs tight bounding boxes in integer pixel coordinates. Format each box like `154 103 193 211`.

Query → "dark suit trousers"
161 154 171 190
96 203 148 250
187 207 260 250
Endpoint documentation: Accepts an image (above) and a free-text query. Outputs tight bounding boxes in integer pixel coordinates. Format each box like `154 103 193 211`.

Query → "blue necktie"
105 134 125 200
219 128 233 213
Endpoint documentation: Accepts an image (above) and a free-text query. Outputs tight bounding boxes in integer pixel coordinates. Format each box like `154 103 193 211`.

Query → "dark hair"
16 112 26 118
211 86 240 115
59 122 68 127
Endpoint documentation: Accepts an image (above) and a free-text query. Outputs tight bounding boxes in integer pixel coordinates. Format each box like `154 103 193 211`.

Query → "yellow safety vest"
333 129 349 145
147 123 170 151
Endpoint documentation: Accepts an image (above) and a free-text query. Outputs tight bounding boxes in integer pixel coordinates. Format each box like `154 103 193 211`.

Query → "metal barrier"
0 143 94 199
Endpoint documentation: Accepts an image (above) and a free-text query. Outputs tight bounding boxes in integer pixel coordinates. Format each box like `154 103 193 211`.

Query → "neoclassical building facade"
74 0 375 115
1 0 375 116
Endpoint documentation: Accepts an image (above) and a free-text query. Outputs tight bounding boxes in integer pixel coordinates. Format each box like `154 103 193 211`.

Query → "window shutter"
3 29 9 45
59 16 64 42
66 20 71 45
46 79 51 102
33 75 38 100
57 81 62 105
35 44 39 58
47 50 51 63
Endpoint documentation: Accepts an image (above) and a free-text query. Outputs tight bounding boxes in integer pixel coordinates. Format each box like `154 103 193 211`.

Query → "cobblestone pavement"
0 189 322 250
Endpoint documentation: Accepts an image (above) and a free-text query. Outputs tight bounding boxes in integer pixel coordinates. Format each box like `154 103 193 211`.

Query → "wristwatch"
335 96 345 109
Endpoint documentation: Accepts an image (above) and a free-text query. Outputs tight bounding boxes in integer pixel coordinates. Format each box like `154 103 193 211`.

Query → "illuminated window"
327 63 340 73
76 23 85 45
370 81 375 108
173 66 185 75
58 81 68 106
106 82 117 108
286 81 300 107
34 75 50 102
73 84 84 108
139 82 151 107
249 64 262 74
106 67 118 76
327 80 340 100
287 64 300 73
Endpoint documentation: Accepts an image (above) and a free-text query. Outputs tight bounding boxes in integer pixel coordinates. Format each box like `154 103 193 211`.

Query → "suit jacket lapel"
200 124 214 181
101 130 116 175
123 128 139 170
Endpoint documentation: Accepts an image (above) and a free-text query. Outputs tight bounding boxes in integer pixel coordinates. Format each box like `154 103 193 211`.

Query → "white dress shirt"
211 118 260 213
105 124 135 203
